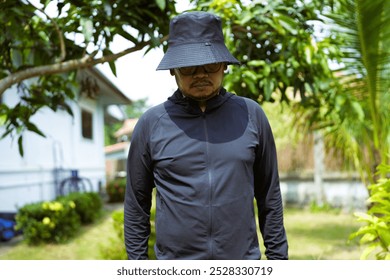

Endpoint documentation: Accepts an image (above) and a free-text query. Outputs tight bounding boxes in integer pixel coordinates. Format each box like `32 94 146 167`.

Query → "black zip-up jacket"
124 88 288 260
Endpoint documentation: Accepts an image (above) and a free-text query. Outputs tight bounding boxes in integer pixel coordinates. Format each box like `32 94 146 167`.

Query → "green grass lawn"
0 206 368 260
281 208 366 260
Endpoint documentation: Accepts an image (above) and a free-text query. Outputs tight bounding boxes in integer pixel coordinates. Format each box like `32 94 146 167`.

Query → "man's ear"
170 69 175 76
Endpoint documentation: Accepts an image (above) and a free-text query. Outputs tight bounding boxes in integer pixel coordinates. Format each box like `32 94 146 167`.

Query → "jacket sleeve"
253 107 288 260
124 115 154 260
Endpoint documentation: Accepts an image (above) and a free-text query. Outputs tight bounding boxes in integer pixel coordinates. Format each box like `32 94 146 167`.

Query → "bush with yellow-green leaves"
16 192 102 245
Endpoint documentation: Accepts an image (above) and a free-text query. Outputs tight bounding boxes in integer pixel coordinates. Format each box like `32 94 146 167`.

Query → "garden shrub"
16 200 81 245
57 192 103 224
350 162 390 260
100 210 127 260
111 209 125 239
100 202 157 259
16 192 103 245
106 178 126 203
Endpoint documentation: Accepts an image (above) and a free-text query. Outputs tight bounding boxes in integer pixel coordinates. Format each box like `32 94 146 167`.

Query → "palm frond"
320 0 390 181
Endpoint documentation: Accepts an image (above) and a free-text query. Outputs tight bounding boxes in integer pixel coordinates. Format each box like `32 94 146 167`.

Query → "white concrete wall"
0 87 106 213
280 178 369 211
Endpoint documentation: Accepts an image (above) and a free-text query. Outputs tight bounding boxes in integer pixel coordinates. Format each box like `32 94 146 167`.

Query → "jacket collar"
168 87 232 114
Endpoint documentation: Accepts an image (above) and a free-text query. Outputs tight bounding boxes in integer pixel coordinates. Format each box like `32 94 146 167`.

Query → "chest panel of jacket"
150 97 258 205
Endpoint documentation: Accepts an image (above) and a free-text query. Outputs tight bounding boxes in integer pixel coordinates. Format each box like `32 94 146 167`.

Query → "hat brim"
156 42 240 70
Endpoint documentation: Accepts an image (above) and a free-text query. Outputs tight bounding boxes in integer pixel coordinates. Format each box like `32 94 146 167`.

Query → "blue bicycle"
58 169 93 196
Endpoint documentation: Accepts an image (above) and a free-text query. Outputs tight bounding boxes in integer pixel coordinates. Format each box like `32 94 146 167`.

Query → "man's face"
171 63 227 102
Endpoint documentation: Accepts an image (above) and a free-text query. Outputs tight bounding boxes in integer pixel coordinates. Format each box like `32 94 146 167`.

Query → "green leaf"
0 114 6 126
155 0 166 10
108 60 117 77
117 29 139 45
304 46 312 65
360 232 377 244
262 17 280 33
354 212 377 223
377 228 390 248
243 76 257 94
349 225 376 240
80 18 93 43
18 135 24 157
360 243 379 260
243 70 258 81
1 129 12 140
262 77 274 101
351 101 365 121
275 13 298 36
103 49 117 76
239 12 253 25
263 64 271 77
247 60 265 67
26 122 46 138
62 103 74 117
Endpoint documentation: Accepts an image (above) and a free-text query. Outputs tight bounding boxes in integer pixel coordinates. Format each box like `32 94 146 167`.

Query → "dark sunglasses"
177 63 224 76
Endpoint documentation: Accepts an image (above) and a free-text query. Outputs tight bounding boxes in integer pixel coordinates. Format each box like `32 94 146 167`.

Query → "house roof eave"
83 67 132 106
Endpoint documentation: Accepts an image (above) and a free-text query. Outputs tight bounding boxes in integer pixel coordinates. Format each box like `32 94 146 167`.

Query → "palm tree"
294 0 390 259
313 0 390 184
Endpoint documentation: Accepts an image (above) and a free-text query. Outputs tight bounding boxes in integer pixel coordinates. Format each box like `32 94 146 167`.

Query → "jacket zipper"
202 112 214 259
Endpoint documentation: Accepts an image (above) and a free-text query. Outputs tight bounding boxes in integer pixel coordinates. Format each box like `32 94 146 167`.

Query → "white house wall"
74 97 107 192
0 87 106 213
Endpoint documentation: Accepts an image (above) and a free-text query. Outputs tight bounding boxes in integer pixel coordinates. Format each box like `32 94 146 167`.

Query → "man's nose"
193 66 208 77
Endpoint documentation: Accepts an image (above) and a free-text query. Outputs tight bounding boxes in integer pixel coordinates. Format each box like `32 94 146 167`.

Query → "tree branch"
0 36 168 96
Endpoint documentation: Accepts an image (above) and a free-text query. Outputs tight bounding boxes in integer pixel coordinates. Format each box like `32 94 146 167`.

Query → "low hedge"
16 192 103 245
57 192 102 224
16 200 80 244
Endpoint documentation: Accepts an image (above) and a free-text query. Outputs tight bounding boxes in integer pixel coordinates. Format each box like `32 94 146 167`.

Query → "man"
124 11 288 260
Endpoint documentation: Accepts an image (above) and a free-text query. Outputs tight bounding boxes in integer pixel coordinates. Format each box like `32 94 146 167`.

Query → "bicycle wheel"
59 178 85 196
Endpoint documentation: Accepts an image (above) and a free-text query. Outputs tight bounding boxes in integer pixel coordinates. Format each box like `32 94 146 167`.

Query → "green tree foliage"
104 98 149 145
104 122 123 146
193 0 337 104
192 0 389 183
125 98 149 118
0 0 176 155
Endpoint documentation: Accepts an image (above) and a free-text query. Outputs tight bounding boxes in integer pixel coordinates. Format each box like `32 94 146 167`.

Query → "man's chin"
184 89 220 102
187 94 215 102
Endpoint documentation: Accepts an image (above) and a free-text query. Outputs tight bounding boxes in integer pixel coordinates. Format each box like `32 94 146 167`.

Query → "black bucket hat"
156 11 240 70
